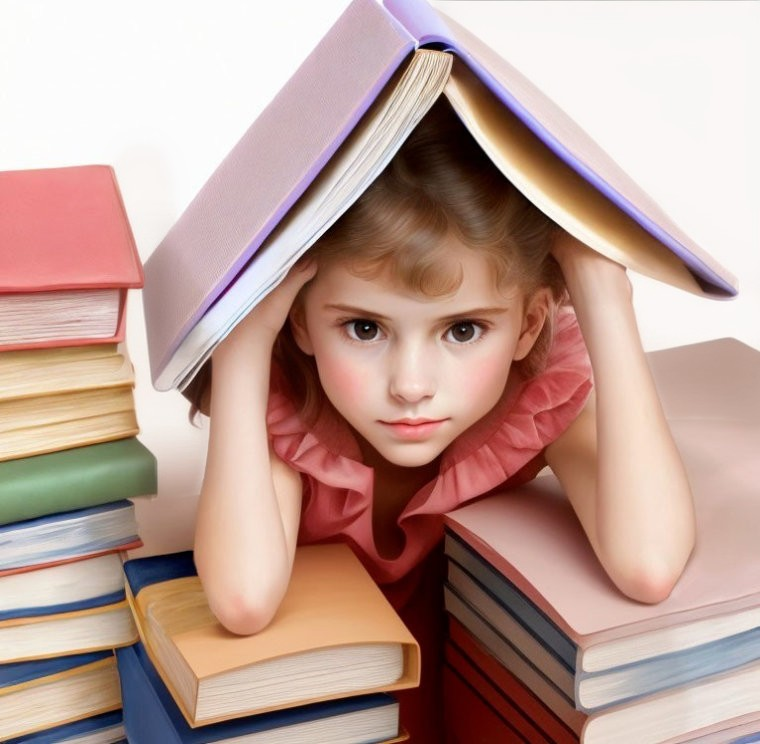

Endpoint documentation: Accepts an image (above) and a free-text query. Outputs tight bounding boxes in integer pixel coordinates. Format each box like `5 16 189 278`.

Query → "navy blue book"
4 710 125 743
0 651 121 741
116 643 403 743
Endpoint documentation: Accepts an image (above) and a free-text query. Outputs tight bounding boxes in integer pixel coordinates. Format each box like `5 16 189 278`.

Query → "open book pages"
161 48 451 391
443 60 705 296
0 288 122 347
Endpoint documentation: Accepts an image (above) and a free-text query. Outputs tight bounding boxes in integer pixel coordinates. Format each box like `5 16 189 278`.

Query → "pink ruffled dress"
267 308 592 741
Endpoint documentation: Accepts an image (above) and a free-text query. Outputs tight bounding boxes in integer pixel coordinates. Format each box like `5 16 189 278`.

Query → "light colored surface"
1 1 757 555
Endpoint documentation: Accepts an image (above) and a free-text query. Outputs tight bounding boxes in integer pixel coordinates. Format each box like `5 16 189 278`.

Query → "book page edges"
0 656 116 697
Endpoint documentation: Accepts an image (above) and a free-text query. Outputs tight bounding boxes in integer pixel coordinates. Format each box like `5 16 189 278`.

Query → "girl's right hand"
216 258 317 358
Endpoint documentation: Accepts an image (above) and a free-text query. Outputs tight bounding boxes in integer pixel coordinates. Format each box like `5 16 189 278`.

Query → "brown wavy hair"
187 99 565 421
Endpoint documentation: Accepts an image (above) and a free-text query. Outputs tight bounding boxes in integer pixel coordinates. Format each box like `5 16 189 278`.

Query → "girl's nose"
388 343 436 403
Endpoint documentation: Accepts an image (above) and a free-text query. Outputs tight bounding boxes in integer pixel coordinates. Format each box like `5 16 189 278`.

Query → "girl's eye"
345 320 381 342
445 322 483 344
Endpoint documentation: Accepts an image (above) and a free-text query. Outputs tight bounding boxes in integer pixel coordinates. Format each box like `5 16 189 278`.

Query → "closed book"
124 544 420 726
0 651 121 741
443 338 760 743
3 711 125 744
443 639 556 743
0 344 132 403
117 642 405 744
143 0 736 392
0 386 138 463
0 500 141 575
0 438 157 527
447 617 579 744
0 552 126 622
0 164 143 351
0 598 138 663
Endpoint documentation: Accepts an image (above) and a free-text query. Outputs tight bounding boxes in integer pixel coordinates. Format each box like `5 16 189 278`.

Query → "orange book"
124 543 420 727
0 164 143 351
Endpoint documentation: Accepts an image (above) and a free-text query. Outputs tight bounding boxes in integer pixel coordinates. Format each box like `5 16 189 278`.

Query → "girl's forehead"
307 252 522 307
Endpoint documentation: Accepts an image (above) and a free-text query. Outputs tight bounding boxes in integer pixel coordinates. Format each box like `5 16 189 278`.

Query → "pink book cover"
444 337 760 650
0 164 143 350
143 0 737 391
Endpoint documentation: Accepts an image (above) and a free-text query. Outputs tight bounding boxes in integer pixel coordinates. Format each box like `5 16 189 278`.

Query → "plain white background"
2 1 758 555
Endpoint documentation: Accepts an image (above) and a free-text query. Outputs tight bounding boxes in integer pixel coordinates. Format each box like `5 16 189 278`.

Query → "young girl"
189 100 695 742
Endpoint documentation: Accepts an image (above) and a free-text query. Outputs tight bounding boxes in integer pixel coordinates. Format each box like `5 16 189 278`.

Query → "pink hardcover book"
143 0 737 391
0 165 143 351
445 337 760 663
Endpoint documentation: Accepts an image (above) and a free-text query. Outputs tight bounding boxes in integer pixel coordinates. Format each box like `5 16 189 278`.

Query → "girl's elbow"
196 557 288 635
617 567 679 605
613 549 692 605
209 588 282 636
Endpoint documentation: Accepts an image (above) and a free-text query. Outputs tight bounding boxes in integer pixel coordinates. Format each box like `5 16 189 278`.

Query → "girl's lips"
380 419 447 441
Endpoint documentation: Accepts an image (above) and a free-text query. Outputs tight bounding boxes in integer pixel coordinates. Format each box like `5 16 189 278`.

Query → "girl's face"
291 238 548 469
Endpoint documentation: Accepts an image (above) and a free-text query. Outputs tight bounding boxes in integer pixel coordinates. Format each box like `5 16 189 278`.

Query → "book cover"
0 438 157 526
0 500 141 574
124 543 420 726
0 164 143 351
142 0 736 391
444 338 760 668
116 642 405 744
0 651 121 741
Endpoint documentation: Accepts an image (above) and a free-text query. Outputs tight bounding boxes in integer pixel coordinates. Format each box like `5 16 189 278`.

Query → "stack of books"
442 338 760 744
117 543 419 742
0 164 157 742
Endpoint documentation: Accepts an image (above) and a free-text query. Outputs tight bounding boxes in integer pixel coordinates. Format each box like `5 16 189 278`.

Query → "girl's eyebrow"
323 304 391 321
322 303 512 322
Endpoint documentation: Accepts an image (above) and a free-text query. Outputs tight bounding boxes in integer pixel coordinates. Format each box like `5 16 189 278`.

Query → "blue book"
0 500 140 573
116 643 402 743
445 531 760 713
0 651 121 741
4 711 125 743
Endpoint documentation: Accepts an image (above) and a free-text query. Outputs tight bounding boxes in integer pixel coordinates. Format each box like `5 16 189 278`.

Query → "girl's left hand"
551 231 632 306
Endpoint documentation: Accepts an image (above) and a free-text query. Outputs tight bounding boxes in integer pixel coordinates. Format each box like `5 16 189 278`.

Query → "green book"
0 438 156 525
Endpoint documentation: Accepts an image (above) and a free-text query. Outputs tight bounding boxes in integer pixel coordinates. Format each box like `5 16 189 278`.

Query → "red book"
447 617 581 742
0 165 143 351
444 638 559 744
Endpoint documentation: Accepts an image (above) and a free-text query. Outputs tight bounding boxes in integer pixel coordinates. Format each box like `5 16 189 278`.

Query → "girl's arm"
194 261 316 635
544 234 695 604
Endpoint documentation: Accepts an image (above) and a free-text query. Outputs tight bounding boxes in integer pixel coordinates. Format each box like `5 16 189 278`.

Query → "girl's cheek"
318 356 369 400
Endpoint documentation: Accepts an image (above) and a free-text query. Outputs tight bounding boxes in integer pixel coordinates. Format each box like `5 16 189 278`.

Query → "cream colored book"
0 390 138 462
124 543 420 727
0 343 132 401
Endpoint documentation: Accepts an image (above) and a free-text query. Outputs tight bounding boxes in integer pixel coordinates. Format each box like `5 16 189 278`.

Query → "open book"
123 543 420 727
143 0 737 391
